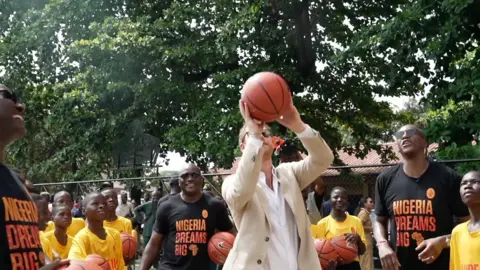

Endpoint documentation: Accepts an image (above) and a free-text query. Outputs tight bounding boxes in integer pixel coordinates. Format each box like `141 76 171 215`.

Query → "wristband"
376 240 388 247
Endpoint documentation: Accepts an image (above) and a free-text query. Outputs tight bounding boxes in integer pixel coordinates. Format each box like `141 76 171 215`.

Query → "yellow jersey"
68 227 125 270
311 224 322 238
450 221 480 270
39 231 53 261
42 230 74 259
316 213 366 262
104 216 133 234
45 217 86 238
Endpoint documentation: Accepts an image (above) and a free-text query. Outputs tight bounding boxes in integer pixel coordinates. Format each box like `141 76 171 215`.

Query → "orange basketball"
241 72 292 122
330 235 358 264
314 238 338 269
208 232 235 265
58 260 104 270
120 232 137 263
86 254 110 270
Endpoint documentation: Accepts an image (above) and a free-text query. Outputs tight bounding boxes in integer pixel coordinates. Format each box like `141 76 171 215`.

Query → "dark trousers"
336 261 361 270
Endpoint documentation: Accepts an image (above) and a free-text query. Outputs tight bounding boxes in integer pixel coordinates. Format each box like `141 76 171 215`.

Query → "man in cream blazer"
222 100 334 270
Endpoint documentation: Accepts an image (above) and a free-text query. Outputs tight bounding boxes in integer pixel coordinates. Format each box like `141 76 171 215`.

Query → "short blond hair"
238 123 271 145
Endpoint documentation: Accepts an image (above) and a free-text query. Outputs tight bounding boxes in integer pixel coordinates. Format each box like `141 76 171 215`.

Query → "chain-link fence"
32 158 480 207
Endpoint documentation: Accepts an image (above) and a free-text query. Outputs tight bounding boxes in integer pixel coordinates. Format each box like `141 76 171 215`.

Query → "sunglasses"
0 90 19 104
393 129 424 140
180 172 202 179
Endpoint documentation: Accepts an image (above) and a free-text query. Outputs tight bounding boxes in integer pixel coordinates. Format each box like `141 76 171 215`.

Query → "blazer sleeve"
222 138 264 211
281 127 334 191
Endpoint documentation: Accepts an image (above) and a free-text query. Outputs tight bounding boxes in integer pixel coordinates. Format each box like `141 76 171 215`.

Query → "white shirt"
248 125 316 270
258 170 298 270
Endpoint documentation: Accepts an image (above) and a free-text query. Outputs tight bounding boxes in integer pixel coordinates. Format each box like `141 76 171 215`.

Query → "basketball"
314 238 338 269
241 72 292 122
330 235 358 264
208 232 235 265
86 254 110 270
58 260 103 270
120 232 137 263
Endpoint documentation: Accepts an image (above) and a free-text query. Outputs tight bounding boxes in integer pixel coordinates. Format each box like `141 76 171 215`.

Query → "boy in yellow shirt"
102 188 134 235
44 191 85 237
32 193 54 261
450 171 480 270
316 187 366 270
68 192 125 270
42 205 74 259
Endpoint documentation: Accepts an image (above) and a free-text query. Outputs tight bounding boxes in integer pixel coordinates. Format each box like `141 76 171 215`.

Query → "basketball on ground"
314 238 338 269
330 235 358 264
241 72 292 122
86 254 110 270
208 232 235 265
120 232 137 263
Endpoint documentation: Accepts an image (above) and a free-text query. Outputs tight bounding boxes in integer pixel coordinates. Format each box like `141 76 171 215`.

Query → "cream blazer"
221 129 334 270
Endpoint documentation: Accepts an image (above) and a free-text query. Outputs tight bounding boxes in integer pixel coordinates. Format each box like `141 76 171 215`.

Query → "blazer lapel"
256 184 273 231
276 170 296 213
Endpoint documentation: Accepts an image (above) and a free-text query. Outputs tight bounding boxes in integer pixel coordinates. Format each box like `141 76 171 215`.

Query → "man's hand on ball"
239 100 264 136
277 104 305 133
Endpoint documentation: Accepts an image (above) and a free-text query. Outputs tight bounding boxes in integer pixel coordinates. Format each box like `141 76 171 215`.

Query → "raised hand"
239 100 264 137
276 104 305 134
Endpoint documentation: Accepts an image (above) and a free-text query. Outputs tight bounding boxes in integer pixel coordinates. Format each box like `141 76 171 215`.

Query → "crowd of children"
32 188 137 269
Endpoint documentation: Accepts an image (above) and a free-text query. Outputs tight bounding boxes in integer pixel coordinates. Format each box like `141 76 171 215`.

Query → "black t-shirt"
157 193 175 208
0 165 45 269
153 193 233 270
375 163 469 270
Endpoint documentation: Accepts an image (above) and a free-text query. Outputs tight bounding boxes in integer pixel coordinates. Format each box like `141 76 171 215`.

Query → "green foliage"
7 0 465 183
424 100 480 146
435 143 480 175
345 0 480 150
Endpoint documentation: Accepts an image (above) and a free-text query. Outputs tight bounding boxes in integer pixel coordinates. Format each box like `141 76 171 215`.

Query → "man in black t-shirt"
374 125 469 270
157 178 181 208
140 164 234 270
0 84 68 269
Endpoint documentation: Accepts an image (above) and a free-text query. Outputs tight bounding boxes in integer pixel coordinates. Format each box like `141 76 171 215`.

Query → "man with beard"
374 124 469 270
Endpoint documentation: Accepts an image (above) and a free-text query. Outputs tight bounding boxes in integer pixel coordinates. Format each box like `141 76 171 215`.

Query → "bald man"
140 164 235 270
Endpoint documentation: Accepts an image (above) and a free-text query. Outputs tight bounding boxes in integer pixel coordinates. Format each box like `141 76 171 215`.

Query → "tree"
344 0 480 150
1 0 408 182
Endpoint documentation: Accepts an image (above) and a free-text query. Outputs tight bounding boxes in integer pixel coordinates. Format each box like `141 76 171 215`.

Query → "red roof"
322 142 438 176
213 142 439 176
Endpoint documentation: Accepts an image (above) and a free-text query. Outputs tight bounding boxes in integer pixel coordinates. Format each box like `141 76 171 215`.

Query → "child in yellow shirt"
450 171 480 270
68 192 125 270
316 187 366 270
32 193 54 261
44 191 85 237
43 205 74 259
102 188 134 235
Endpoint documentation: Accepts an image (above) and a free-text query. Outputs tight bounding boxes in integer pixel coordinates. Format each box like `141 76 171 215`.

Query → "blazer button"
257 260 262 264
265 237 269 242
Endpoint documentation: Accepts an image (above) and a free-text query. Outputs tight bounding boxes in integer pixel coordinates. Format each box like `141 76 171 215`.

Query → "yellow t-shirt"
450 221 480 270
42 230 74 259
104 216 133 235
311 224 322 238
68 227 125 270
316 214 367 262
39 231 53 261
45 217 86 237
